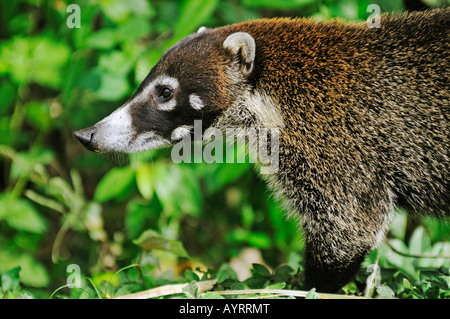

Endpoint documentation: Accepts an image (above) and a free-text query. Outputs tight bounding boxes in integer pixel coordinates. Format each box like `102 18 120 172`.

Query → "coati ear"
197 26 208 33
223 32 255 76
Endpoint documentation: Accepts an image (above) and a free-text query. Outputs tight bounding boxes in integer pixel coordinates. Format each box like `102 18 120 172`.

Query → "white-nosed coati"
75 9 449 292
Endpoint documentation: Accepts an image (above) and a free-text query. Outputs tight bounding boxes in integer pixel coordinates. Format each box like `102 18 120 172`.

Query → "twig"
113 279 364 299
212 289 365 299
25 189 66 214
113 279 218 299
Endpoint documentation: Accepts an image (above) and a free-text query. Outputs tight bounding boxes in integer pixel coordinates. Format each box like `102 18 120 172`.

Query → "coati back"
75 9 449 293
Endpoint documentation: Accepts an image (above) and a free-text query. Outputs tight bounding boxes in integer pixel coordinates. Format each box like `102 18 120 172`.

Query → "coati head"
74 28 257 153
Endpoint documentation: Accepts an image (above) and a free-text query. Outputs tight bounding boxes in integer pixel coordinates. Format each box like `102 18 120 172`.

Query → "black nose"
74 126 99 152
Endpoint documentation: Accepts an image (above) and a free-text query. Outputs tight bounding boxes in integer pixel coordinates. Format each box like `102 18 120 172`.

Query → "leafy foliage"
0 0 448 299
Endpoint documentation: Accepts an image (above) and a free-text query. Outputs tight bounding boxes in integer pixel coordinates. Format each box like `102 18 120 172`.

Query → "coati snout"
75 9 449 293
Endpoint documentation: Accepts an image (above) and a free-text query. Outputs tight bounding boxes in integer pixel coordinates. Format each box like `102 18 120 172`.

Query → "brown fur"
206 9 449 292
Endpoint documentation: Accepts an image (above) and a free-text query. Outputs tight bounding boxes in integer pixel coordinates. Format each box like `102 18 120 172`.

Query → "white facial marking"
92 102 170 153
135 75 179 111
189 94 204 110
96 104 134 151
171 125 193 140
131 131 170 153
158 99 177 111
88 75 183 153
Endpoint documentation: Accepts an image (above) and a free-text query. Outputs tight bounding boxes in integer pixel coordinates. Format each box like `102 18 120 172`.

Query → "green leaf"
184 269 200 282
390 209 407 240
115 16 152 43
99 0 154 23
94 166 135 202
198 292 225 299
26 101 52 133
402 278 413 290
205 162 250 193
244 276 269 289
135 163 153 200
423 217 450 242
152 163 202 216
216 264 238 284
10 149 54 180
241 205 255 229
265 282 286 289
377 0 405 12
8 13 31 34
95 72 130 101
252 263 271 278
125 199 150 238
30 37 70 88
376 284 395 299
173 0 219 41
182 281 198 299
242 0 315 9
0 253 50 288
409 226 430 256
227 228 248 243
305 288 320 299
99 0 131 23
1 266 21 292
85 29 118 50
99 51 133 76
286 251 302 273
247 232 272 249
0 80 16 116
133 229 189 258
80 66 130 101
419 271 450 290
335 0 359 20
78 67 101 92
177 167 203 215
382 239 418 280
0 196 47 234
273 265 295 283
16 255 50 288
70 4 100 49
420 242 450 269
342 281 358 295
0 36 70 88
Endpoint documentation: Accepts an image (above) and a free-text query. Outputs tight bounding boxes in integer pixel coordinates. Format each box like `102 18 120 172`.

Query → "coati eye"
159 87 173 101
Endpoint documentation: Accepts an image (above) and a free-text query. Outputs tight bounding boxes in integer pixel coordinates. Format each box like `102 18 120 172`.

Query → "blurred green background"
0 0 449 299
